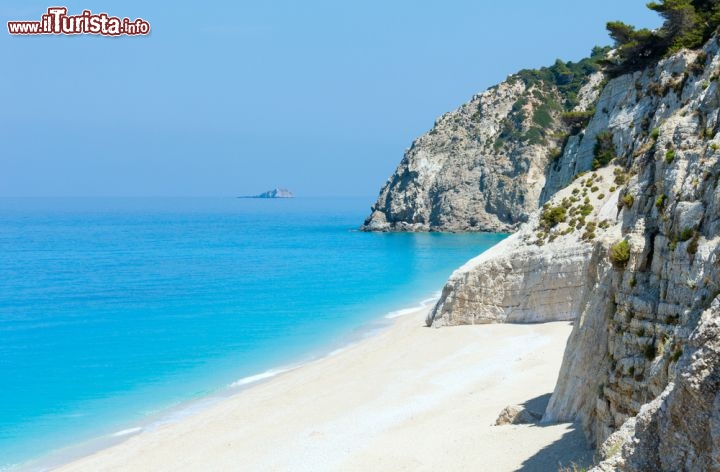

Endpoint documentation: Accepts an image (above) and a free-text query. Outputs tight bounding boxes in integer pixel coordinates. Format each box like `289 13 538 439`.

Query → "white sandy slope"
57 310 591 472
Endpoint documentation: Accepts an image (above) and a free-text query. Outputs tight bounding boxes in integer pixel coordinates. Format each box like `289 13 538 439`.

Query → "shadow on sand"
516 393 595 472
523 392 552 415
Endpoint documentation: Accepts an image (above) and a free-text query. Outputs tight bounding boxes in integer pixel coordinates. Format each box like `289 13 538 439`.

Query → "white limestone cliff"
421 35 720 467
427 164 621 327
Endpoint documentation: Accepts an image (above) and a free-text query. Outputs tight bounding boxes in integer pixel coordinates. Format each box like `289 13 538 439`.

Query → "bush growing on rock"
540 205 567 230
561 110 595 134
609 240 631 269
671 348 683 362
583 230 597 241
655 194 666 209
549 147 563 161
580 204 594 216
665 149 676 164
593 131 616 169
691 52 709 75
613 168 628 186
679 227 695 242
644 342 657 360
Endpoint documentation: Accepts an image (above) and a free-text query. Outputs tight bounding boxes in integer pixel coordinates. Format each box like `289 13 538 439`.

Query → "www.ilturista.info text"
8 7 150 36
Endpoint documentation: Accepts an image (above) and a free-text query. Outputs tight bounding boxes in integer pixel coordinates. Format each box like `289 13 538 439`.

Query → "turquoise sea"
0 197 506 469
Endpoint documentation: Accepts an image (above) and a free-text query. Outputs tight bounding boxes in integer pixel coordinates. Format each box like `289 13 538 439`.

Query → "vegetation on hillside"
492 1 720 162
512 46 611 112
492 47 609 150
540 204 568 230
604 0 720 76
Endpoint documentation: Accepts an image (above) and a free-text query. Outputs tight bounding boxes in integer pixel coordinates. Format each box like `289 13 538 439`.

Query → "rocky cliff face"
426 35 720 468
361 58 605 232
427 164 620 326
545 37 720 453
592 299 720 471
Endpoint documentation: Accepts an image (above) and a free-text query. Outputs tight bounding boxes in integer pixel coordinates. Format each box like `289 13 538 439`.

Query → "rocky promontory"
362 53 606 232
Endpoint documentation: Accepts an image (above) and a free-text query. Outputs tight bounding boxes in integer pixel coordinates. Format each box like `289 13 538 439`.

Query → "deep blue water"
0 197 506 469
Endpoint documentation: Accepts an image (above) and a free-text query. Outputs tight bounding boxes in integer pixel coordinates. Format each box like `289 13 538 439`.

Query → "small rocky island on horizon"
238 188 294 199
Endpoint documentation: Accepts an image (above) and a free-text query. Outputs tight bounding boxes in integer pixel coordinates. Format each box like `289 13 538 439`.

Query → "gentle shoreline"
18 297 440 471
52 307 592 471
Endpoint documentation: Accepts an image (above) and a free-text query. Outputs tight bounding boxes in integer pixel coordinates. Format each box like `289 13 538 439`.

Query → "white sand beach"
57 310 591 472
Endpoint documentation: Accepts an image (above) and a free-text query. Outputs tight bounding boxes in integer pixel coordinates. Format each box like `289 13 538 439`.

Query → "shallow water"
0 197 506 469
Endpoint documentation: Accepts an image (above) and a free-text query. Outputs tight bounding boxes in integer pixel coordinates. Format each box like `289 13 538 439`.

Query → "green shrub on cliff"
656 194 667 209
679 227 695 241
614 168 628 186
665 149 677 164
621 194 635 208
561 110 595 134
609 240 631 269
671 348 683 362
593 131 616 169
644 342 657 360
540 205 567 230
549 147 564 161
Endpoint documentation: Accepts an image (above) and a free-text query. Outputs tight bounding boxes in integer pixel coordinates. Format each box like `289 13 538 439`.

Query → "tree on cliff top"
604 0 720 75
512 46 611 111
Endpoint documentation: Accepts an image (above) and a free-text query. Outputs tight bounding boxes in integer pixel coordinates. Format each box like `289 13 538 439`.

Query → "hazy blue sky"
1 1 660 197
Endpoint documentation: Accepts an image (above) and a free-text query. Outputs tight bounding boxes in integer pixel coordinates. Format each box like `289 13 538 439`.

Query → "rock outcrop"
427 164 621 326
361 56 606 232
423 34 720 468
495 404 542 426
